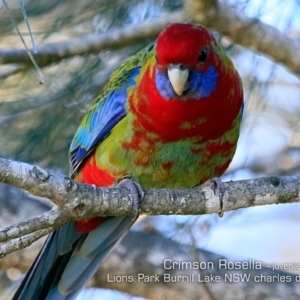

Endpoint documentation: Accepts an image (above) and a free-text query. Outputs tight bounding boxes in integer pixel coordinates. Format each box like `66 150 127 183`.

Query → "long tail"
13 216 135 300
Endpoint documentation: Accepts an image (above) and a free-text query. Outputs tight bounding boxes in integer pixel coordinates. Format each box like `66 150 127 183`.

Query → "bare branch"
0 208 69 243
0 12 184 67
0 2 299 78
0 228 53 258
184 0 300 77
1 156 300 257
1 157 300 220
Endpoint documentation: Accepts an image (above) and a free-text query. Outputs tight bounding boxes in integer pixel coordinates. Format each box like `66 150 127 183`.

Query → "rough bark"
0 156 300 258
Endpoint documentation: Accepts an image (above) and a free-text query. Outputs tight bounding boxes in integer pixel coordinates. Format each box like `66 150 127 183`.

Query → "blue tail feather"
13 216 134 300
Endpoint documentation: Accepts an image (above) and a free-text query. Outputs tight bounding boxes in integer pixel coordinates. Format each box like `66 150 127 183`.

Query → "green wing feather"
69 43 155 176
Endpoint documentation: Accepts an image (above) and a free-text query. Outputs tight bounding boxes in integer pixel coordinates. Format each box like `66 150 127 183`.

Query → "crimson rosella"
13 23 244 300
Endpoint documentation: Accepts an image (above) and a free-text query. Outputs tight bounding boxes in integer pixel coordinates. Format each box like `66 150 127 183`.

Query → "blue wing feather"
69 67 140 176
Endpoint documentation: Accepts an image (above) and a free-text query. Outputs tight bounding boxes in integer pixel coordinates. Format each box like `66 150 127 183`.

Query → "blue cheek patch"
155 66 218 100
155 69 175 99
189 66 218 98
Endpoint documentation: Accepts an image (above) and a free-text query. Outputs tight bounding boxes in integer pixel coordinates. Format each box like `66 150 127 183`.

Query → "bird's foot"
209 177 225 218
115 177 144 218
200 178 225 217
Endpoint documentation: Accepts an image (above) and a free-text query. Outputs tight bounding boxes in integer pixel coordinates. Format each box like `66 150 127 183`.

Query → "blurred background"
0 0 300 299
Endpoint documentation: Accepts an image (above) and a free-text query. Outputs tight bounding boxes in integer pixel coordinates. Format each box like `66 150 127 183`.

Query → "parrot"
13 23 243 300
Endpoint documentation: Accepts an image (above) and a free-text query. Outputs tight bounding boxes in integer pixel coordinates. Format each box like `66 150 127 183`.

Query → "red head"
156 23 216 69
131 23 243 142
154 23 224 99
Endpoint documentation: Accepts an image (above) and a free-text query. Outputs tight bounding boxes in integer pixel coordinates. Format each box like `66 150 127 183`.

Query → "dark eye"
198 48 208 63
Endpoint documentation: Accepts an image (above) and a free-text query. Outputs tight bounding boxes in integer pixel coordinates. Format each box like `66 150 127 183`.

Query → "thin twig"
20 0 37 53
0 208 69 243
0 228 53 258
2 0 44 83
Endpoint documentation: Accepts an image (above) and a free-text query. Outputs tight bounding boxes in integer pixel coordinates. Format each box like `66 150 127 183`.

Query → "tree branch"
0 228 53 259
0 12 184 67
0 208 68 243
184 0 300 76
1 156 300 258
1 1 300 78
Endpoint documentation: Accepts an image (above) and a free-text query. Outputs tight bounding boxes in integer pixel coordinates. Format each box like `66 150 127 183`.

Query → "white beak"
167 65 189 96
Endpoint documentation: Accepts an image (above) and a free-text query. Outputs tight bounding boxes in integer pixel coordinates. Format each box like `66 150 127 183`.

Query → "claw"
209 177 225 218
115 178 144 218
